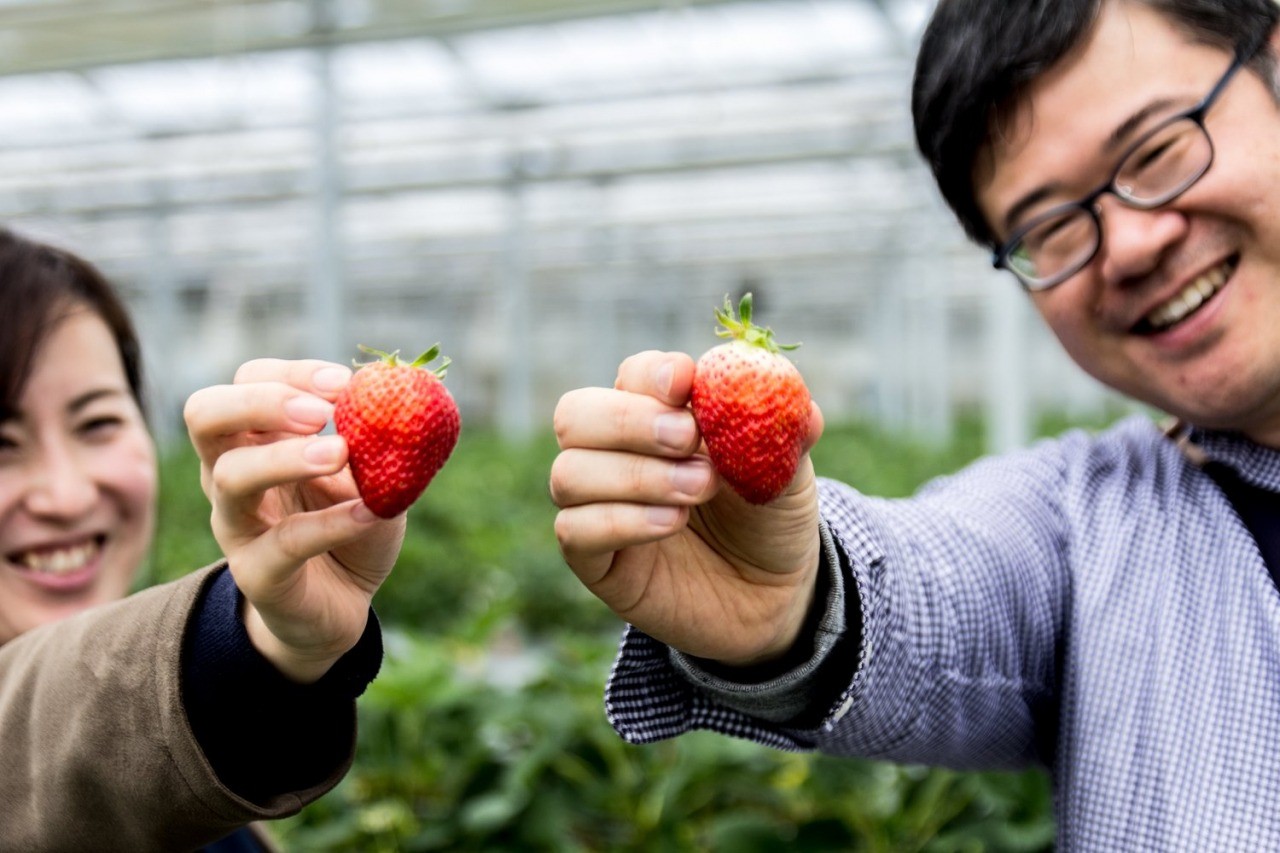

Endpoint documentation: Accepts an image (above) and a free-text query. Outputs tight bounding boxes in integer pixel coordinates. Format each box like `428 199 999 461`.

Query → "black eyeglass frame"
991 32 1269 292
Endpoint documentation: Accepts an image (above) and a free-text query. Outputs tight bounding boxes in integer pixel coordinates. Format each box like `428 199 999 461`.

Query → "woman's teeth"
16 541 99 575
1145 262 1232 331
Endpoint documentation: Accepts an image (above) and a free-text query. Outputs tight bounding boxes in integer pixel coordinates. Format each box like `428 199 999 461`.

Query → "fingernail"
646 505 680 527
313 366 351 393
655 412 695 450
303 435 344 465
671 459 711 495
655 361 675 397
285 395 333 427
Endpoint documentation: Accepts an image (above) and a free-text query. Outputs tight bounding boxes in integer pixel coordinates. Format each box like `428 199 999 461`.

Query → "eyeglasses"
992 33 1268 291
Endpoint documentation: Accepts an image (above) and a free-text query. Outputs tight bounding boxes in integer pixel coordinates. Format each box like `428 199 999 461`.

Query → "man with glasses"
992 28 1261 292
549 0 1280 846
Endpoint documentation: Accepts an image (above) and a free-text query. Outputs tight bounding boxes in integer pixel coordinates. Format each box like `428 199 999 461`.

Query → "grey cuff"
667 519 846 722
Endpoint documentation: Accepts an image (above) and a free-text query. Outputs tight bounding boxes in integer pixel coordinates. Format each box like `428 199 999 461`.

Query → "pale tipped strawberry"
690 293 811 505
334 344 461 519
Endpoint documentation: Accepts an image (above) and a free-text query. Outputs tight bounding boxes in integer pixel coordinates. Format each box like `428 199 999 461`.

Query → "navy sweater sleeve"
181 566 383 804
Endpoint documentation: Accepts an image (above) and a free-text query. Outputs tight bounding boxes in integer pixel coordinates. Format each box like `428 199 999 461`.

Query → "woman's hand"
184 358 406 683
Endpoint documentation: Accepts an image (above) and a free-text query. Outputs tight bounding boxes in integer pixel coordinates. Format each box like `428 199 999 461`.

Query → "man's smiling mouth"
1136 257 1236 334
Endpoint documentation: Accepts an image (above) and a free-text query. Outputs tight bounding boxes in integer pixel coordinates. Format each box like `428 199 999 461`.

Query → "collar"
1165 418 1280 493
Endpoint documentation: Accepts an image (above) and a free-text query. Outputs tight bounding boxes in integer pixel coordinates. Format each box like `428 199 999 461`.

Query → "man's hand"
184 359 406 683
550 350 825 667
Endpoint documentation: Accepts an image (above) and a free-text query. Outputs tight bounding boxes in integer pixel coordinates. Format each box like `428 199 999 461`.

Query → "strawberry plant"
150 407 1083 853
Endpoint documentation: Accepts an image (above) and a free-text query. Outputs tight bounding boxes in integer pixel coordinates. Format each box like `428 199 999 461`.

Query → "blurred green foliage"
148 415 1069 852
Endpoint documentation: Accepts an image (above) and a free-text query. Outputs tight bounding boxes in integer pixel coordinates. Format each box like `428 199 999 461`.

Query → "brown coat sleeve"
0 565 352 852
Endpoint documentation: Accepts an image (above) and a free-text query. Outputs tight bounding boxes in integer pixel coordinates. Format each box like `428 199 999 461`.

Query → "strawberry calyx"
354 343 452 379
713 293 799 354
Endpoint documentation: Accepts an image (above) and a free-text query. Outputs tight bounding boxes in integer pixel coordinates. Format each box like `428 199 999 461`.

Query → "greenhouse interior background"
0 0 1138 452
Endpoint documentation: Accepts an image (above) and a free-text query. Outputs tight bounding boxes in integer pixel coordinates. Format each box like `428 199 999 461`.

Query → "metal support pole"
908 273 952 445
144 181 180 449
985 277 1032 453
498 157 534 439
587 176 622 389
873 256 907 433
308 0 345 364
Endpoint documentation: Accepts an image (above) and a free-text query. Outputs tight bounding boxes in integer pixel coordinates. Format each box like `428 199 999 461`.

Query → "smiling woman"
0 232 155 643
0 228 409 852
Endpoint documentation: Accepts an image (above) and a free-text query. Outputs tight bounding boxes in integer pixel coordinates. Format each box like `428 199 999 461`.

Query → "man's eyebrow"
1104 97 1180 153
998 96 1184 239
1001 184 1062 239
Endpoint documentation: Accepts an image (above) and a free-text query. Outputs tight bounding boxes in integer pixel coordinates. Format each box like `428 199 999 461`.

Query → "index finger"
554 386 700 457
233 358 353 402
184 380 335 465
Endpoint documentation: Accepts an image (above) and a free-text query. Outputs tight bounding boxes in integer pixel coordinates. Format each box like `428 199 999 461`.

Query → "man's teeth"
1146 264 1230 330
18 542 98 575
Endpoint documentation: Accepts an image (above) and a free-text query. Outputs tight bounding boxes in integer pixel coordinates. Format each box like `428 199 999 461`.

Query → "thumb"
802 399 825 455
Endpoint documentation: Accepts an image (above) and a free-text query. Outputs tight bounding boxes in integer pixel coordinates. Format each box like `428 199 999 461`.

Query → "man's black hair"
911 0 1280 248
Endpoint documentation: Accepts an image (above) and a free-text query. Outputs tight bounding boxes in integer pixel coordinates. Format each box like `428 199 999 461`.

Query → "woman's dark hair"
0 228 145 419
911 0 1280 248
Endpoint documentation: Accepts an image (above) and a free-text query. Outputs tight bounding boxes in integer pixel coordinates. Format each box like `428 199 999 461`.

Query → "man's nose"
1094 196 1189 286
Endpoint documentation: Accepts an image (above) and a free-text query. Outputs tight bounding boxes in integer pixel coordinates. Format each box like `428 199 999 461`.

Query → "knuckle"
181 391 207 429
272 519 310 562
613 358 636 390
547 455 572 507
208 510 228 542
553 509 577 551
233 358 281 384
209 458 238 496
597 505 627 543
611 392 638 440
614 350 656 390
624 454 651 494
552 396 577 447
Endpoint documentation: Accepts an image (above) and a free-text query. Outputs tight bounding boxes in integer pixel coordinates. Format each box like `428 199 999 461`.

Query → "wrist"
241 602 345 684
712 559 823 672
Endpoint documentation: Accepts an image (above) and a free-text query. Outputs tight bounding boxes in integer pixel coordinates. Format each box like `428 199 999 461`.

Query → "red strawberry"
690 293 811 505
334 344 461 519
